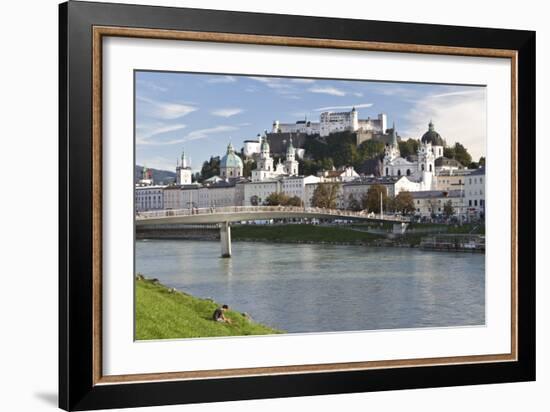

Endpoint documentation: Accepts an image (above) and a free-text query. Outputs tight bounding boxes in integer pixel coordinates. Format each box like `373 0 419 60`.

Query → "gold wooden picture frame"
59 2 534 410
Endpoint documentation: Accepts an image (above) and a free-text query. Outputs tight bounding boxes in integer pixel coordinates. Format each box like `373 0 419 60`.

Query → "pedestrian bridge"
136 206 410 257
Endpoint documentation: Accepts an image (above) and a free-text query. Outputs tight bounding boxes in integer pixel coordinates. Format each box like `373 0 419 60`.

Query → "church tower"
284 137 299 176
258 133 274 171
176 149 192 185
252 133 275 181
383 123 400 176
138 166 153 186
417 141 435 190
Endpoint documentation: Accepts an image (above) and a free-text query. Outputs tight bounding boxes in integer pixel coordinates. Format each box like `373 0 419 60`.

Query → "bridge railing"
136 206 410 222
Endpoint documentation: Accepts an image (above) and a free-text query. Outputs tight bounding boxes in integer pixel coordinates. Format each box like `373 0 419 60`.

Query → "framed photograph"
59 1 535 410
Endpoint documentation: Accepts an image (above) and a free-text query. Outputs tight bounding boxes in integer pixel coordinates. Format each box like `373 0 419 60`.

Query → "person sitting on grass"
212 304 232 324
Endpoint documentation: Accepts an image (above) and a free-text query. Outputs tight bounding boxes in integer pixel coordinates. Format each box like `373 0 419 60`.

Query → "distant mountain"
135 165 176 185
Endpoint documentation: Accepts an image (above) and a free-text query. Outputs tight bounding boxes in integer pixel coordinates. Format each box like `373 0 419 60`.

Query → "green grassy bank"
232 224 384 244
231 223 484 247
135 277 282 340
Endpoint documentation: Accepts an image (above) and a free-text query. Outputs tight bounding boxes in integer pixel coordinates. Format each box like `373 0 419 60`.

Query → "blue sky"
135 71 486 172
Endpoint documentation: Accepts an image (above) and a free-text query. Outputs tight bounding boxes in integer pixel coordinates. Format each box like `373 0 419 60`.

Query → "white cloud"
176 125 240 144
353 92 364 97
314 103 373 111
290 79 315 84
136 80 168 93
249 76 275 84
139 125 240 146
207 75 237 84
137 96 197 119
136 123 187 145
402 88 487 159
308 86 347 96
249 77 292 90
430 90 483 99
211 108 244 118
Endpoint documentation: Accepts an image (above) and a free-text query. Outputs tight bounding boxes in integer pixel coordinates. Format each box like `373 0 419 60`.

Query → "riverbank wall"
136 223 485 252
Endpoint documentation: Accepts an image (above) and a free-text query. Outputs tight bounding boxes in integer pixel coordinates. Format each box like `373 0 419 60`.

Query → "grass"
232 224 384 244
231 223 484 248
135 277 282 340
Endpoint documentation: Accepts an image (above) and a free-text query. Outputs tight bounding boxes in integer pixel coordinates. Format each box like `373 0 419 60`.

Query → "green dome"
220 142 243 169
421 120 445 146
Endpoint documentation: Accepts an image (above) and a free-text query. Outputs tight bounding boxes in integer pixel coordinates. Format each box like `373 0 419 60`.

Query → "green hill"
135 277 282 340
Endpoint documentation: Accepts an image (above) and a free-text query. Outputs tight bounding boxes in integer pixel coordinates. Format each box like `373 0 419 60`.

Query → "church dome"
220 142 243 169
421 120 445 146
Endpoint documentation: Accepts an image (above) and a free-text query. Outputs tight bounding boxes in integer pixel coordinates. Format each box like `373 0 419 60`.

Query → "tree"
287 196 303 207
453 142 472 167
250 195 259 206
362 184 388 214
242 160 257 178
264 192 289 206
358 140 386 160
398 139 420 158
200 156 220 180
427 200 438 219
443 146 456 159
347 194 361 211
478 156 486 167
443 200 455 217
311 183 341 209
393 191 415 215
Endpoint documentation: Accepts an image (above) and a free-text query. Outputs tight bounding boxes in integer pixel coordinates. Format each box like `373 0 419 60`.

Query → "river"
136 240 485 333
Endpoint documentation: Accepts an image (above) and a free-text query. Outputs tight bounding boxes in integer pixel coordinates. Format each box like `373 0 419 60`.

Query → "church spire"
391 122 398 146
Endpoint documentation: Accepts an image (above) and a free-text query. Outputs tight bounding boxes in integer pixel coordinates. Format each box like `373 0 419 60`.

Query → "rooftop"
411 190 463 199
468 167 486 176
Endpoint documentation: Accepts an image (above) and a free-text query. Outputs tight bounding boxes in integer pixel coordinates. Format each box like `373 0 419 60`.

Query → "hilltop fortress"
272 107 387 137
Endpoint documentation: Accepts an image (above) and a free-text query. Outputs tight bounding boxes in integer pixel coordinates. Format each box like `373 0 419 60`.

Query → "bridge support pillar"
220 221 232 258
393 222 409 234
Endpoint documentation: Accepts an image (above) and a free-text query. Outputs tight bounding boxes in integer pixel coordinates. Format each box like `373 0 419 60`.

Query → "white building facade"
411 190 465 219
135 185 165 212
244 180 280 206
464 168 485 219
280 175 321 202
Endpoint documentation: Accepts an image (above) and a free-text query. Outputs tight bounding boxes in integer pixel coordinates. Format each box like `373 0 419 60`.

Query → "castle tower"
351 106 359 131
176 149 192 185
284 137 299 176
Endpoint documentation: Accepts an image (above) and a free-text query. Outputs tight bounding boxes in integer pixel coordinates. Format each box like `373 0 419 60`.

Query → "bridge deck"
135 206 410 226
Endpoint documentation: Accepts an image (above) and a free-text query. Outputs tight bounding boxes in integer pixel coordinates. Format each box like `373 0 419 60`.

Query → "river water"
136 240 485 333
